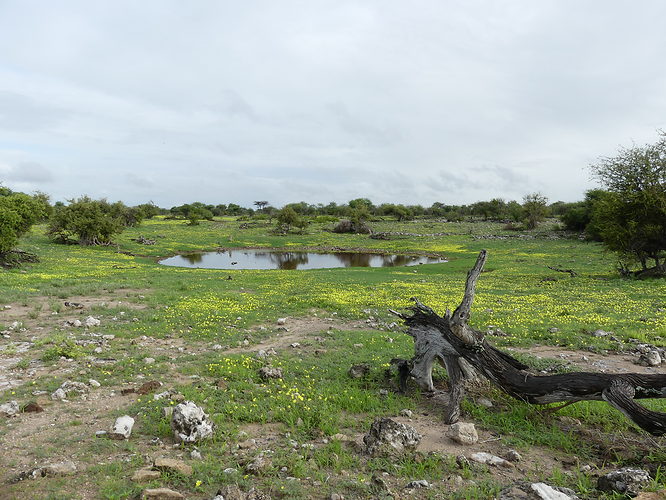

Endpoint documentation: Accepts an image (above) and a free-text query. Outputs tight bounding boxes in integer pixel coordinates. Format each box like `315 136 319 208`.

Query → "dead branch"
395 250 666 435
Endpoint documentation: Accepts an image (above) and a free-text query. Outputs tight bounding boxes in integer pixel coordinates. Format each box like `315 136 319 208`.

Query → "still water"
160 249 447 270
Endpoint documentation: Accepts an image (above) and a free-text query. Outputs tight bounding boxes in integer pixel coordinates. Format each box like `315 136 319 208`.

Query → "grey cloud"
0 91 69 131
7 162 54 183
124 172 154 189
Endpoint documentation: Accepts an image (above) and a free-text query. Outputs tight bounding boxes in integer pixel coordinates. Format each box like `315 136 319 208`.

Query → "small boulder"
0 400 19 417
85 316 100 328
41 461 77 476
446 422 478 445
258 366 283 381
363 417 422 456
598 467 651 497
154 458 193 477
111 415 135 439
170 401 215 443
142 488 184 500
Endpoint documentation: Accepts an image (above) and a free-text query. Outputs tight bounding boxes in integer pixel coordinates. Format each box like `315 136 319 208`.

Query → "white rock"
170 401 215 443
0 400 20 416
531 482 577 500
111 415 135 439
51 388 67 400
89 379 101 387
446 422 478 445
72 319 82 328
277 317 287 325
85 316 100 328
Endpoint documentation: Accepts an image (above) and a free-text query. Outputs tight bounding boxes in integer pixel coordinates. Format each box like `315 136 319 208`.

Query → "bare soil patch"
1 295 665 499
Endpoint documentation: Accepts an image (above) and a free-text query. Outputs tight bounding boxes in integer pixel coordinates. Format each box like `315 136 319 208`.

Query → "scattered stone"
95 431 107 438
142 488 184 499
246 453 271 475
349 364 370 378
363 417 422 456
51 388 67 400
85 316 101 328
238 439 256 450
646 350 662 366
258 366 283 381
371 474 391 493
470 452 513 468
455 455 470 468
406 479 429 488
329 494 344 500
503 449 522 462
446 422 479 445
477 397 494 408
277 317 287 325
154 458 193 477
0 400 19 416
42 461 77 476
121 387 136 395
170 401 215 443
89 379 101 388
531 482 579 500
399 409 413 418
143 357 156 365
132 469 161 483
111 415 135 439
598 467 650 497
190 449 202 460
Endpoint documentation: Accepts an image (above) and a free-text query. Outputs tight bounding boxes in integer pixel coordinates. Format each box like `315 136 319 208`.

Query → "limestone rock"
85 316 101 328
111 415 135 439
598 467 651 497
142 488 184 499
258 366 283 381
132 469 161 483
153 458 193 477
446 422 478 445
349 364 370 378
531 482 579 500
170 401 215 443
246 453 271 475
42 461 77 476
0 400 19 416
363 417 422 456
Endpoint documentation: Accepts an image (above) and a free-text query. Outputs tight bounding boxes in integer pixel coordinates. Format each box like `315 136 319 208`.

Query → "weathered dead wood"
393 250 666 435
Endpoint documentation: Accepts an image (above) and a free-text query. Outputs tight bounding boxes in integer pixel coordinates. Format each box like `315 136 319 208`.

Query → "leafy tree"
379 203 413 222
559 189 607 237
275 206 301 232
521 192 549 229
589 131 666 274
46 196 133 246
0 188 49 265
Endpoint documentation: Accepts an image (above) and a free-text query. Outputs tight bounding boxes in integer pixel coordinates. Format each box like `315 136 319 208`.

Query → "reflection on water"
160 249 446 270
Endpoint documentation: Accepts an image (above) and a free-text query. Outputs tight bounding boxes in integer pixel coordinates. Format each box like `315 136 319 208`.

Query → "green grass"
3 216 666 499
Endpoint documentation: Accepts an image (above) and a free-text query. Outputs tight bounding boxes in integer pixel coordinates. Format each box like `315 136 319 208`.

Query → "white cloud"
0 1 665 207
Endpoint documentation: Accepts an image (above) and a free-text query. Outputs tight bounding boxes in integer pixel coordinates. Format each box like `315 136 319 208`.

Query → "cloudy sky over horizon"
1 1 665 209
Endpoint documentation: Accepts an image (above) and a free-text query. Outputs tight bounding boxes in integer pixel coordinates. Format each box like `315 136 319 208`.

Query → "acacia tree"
521 192 548 229
590 131 666 275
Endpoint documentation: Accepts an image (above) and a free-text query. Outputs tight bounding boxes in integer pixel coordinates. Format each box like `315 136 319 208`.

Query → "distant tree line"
2 131 666 275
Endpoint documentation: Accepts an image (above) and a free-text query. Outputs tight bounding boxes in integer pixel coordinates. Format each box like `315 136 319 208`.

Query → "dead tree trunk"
391 249 666 435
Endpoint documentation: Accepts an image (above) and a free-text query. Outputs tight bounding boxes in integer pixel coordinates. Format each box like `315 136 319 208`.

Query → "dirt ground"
1 293 666 499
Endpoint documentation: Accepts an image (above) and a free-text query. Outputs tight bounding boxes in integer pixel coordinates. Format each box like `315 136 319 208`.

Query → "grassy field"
1 216 666 499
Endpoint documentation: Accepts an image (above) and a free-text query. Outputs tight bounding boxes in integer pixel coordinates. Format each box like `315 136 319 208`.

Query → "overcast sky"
1 1 665 209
